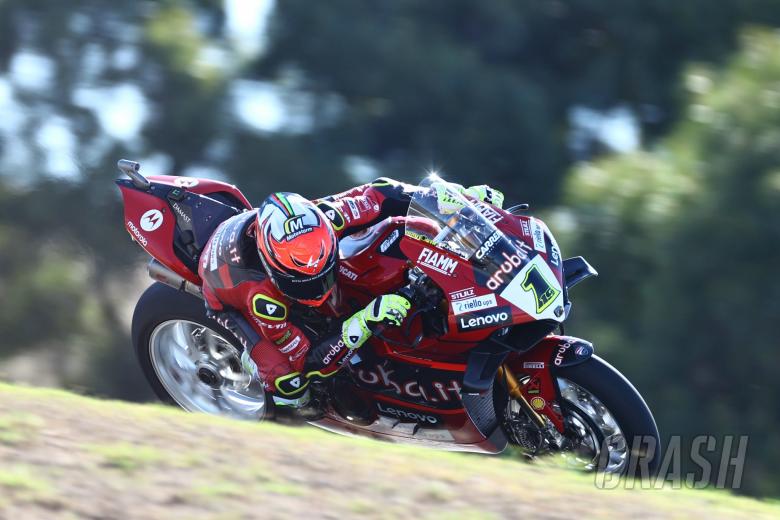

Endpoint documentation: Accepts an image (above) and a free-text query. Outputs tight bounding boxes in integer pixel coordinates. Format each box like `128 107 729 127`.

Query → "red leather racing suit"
198 178 418 399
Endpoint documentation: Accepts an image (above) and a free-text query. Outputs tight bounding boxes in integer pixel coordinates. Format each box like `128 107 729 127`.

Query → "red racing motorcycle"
117 159 660 475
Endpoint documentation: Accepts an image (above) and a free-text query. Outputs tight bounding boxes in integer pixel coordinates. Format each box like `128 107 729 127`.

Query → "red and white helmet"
256 192 338 306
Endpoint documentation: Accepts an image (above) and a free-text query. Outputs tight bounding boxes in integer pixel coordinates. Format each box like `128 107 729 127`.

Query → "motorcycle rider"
198 177 504 418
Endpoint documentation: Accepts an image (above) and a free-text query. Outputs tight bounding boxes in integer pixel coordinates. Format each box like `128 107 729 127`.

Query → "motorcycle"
116 159 661 475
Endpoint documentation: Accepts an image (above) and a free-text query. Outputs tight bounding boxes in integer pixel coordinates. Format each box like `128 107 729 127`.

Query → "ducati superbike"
117 159 661 475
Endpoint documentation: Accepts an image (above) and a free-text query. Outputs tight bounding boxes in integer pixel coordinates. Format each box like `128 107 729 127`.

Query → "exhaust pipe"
147 259 203 299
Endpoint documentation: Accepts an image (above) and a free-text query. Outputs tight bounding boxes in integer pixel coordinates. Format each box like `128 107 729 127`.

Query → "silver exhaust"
147 259 203 299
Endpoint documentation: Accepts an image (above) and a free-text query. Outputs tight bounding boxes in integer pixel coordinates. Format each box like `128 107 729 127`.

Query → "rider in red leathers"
198 178 504 416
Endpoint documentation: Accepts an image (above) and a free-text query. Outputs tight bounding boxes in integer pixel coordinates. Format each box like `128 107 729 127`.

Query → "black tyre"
555 355 661 476
131 282 268 420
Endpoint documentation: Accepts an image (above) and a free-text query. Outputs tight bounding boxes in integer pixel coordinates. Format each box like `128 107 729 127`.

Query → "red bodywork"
120 176 580 453
119 175 251 284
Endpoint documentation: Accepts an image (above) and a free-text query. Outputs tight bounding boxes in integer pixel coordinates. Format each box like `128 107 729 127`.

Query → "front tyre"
132 282 268 421
554 356 661 476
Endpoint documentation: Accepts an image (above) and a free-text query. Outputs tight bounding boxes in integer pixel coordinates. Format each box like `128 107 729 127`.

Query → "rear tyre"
131 282 268 421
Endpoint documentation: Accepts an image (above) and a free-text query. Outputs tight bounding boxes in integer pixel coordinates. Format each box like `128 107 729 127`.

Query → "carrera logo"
451 293 497 316
376 402 439 425
127 220 148 246
475 230 502 260
418 248 458 276
140 209 164 232
339 265 358 281
456 306 512 331
379 229 400 253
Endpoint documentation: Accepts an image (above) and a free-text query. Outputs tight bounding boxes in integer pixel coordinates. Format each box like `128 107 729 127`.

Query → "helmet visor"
269 259 338 303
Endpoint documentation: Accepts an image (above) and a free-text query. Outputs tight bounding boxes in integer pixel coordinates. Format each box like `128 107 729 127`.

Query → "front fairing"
402 179 566 330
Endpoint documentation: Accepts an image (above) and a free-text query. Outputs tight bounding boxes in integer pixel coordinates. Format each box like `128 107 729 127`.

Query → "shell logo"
530 396 546 410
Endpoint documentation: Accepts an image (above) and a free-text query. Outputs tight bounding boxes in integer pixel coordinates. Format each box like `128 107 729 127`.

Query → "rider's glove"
341 294 412 350
434 182 467 215
463 185 505 209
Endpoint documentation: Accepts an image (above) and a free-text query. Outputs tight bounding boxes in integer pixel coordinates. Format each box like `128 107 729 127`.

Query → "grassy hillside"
0 382 777 519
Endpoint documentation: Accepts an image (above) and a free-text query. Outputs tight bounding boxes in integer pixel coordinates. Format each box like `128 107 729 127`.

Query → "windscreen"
405 177 564 321
405 177 532 287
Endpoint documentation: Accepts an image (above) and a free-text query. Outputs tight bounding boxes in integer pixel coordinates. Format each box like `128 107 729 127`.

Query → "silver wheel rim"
149 320 266 420
557 378 628 473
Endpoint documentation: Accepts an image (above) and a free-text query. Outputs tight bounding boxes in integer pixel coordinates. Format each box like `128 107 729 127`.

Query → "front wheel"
131 282 268 421
502 356 661 476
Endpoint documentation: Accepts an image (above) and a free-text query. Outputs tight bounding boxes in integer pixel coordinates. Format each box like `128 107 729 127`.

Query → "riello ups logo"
456 306 513 332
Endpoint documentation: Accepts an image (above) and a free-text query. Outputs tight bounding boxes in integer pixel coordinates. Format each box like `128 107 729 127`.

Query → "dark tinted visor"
269 259 338 302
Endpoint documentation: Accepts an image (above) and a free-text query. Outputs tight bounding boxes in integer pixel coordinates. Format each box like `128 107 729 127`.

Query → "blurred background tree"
0 0 779 497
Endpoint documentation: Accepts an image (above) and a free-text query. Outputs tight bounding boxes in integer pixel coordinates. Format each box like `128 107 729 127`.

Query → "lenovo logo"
456 306 513 331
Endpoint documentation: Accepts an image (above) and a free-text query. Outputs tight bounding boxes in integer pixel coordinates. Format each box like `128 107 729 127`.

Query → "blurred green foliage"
563 28 780 496
0 0 779 497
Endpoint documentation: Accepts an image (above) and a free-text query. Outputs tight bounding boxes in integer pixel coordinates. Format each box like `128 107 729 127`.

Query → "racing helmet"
256 192 338 306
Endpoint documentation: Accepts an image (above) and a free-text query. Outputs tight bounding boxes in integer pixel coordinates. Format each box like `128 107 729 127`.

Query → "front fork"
499 335 595 434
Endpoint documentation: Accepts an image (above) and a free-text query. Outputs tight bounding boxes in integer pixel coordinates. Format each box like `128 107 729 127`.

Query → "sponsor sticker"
174 177 199 188
486 244 531 291
140 209 164 232
499 255 564 321
523 362 545 370
339 265 358 281
376 402 439 425
449 287 475 301
252 294 288 321
530 218 546 253
451 293 497 316
418 248 459 276
379 229 400 253
456 306 513 331
171 202 191 224
279 335 302 354
474 201 503 224
127 220 148 246
521 219 531 237
346 198 360 220
317 201 345 230
526 376 542 395
475 230 502 260
530 396 546 410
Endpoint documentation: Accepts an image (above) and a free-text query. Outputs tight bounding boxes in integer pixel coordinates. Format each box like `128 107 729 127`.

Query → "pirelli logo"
252 294 288 321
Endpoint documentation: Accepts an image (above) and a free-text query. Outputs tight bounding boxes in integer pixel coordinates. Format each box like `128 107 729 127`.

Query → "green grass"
0 380 778 519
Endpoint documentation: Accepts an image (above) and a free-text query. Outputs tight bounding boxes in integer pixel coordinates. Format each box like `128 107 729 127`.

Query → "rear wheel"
132 282 268 421
501 356 661 476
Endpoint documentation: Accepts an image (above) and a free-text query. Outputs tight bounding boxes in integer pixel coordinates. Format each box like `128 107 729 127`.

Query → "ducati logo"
140 209 164 232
